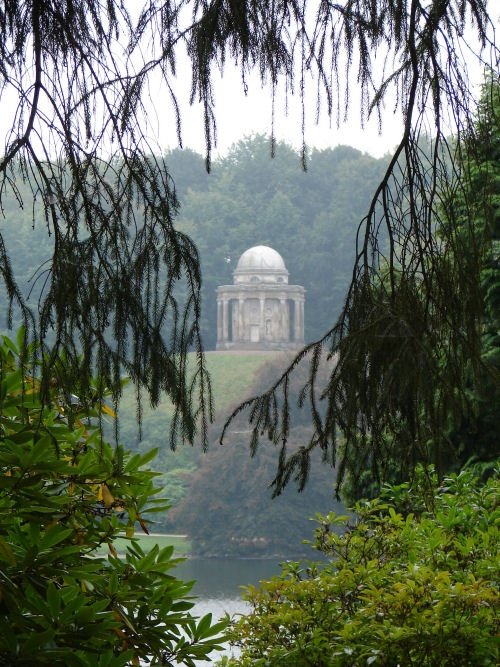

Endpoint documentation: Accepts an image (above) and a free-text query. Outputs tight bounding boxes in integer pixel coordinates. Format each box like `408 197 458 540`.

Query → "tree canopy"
221 468 500 666
0 332 226 665
0 1 498 486
172 136 387 347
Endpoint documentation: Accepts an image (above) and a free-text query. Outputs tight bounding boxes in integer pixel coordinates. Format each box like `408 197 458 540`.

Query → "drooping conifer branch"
0 1 498 473
0 1 213 445
207 0 499 494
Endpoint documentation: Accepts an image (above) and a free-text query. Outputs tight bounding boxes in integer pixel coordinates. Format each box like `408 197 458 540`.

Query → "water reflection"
175 558 281 665
177 557 281 600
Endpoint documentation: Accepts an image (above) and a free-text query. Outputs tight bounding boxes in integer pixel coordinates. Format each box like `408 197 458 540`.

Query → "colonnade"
216 291 305 349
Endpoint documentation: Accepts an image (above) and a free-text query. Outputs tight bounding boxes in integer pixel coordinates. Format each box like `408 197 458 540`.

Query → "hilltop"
116 350 282 510
117 350 345 557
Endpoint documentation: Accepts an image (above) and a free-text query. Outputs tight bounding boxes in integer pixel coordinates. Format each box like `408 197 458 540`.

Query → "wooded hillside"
114 350 345 557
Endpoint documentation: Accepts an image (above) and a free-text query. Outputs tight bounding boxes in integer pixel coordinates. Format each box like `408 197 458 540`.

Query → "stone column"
222 299 229 342
238 297 244 342
216 299 222 343
299 300 305 342
294 298 301 342
280 298 288 341
259 297 265 338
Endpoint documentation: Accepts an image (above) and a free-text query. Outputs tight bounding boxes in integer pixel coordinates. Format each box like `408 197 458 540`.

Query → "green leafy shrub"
221 466 499 666
0 331 226 665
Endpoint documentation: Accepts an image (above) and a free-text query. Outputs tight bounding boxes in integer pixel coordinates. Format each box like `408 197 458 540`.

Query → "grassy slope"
203 351 278 419
119 351 277 425
97 533 192 557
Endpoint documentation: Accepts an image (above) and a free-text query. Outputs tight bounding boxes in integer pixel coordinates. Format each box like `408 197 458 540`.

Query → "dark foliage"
214 2 499 495
0 2 498 492
0 2 213 446
445 75 500 468
0 332 226 665
222 468 500 666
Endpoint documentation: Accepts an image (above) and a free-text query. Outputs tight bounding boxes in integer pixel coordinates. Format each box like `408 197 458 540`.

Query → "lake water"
175 558 282 665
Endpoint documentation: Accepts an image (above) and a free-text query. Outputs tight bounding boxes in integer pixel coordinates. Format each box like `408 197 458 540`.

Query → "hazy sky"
124 1 406 159
140 9 497 161
1 5 495 163
143 53 405 160
0 48 402 166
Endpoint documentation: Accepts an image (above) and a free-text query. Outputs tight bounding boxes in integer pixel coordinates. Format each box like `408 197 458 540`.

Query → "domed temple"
216 245 305 351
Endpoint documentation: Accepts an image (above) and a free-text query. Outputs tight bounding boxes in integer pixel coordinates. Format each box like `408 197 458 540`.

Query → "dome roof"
233 245 289 285
235 245 287 272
